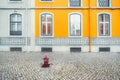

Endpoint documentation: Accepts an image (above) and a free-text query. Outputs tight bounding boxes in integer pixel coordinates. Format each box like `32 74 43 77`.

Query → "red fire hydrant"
42 56 50 67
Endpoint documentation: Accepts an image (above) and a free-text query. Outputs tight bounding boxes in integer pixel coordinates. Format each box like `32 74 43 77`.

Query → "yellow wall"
35 0 120 38
35 9 89 37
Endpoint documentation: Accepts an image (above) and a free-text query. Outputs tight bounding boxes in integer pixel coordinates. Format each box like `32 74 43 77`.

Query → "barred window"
10 14 22 35
41 13 53 36
69 13 81 36
69 0 81 7
98 13 110 36
98 0 110 7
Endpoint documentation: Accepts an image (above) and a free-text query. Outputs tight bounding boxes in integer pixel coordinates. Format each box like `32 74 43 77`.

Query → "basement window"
41 47 52 52
70 47 81 52
99 47 110 52
10 47 22 51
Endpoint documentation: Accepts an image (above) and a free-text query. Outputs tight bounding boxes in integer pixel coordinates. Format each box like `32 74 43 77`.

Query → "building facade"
0 0 120 52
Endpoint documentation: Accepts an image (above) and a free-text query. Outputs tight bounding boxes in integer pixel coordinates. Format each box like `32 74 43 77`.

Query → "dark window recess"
41 48 52 52
10 31 22 35
10 47 22 51
10 0 22 1
99 47 110 52
70 47 81 52
41 0 52 1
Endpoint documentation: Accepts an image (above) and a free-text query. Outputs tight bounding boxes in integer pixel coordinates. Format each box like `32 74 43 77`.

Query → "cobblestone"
0 52 120 80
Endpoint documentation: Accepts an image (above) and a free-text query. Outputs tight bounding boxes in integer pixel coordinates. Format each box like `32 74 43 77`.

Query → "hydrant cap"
45 56 48 58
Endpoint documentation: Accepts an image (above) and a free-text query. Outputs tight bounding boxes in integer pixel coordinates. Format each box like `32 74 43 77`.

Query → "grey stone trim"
92 37 120 46
35 37 89 46
0 37 30 46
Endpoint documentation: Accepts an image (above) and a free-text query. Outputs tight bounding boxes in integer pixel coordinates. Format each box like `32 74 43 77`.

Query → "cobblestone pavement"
0 52 120 80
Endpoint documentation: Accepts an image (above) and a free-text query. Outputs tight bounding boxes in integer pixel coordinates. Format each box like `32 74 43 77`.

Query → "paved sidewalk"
0 52 120 80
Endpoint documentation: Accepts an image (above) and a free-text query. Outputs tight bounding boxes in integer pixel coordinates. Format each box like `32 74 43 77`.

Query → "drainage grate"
70 47 81 52
99 47 110 52
10 47 22 51
41 47 52 52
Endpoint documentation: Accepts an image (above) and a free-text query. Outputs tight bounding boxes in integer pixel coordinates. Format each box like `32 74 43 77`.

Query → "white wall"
0 0 35 51
0 0 34 8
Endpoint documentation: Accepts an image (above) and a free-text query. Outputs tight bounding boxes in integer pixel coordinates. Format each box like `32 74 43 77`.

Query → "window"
9 0 22 1
41 13 53 36
41 0 52 2
69 13 81 36
98 0 110 7
98 13 110 36
69 0 81 7
10 14 22 35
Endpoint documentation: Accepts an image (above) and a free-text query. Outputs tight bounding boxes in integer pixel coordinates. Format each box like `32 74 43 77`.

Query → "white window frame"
40 0 53 2
40 12 54 37
10 13 22 36
68 0 82 8
97 12 112 37
68 12 82 37
97 0 111 8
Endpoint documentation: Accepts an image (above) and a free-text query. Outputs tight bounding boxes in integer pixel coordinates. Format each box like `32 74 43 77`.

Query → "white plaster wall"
0 10 9 37
0 0 35 8
0 46 10 51
82 46 89 52
92 46 99 52
27 10 35 51
111 46 120 52
53 46 70 52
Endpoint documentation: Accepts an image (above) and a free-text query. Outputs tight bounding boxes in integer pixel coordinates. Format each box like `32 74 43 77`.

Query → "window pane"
17 23 22 31
11 15 16 21
70 14 81 36
105 23 110 35
71 24 75 35
17 15 22 22
105 14 110 22
42 23 46 35
11 23 16 31
99 23 103 35
47 14 52 22
41 14 46 22
76 29 80 36
99 14 104 22
47 23 52 35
